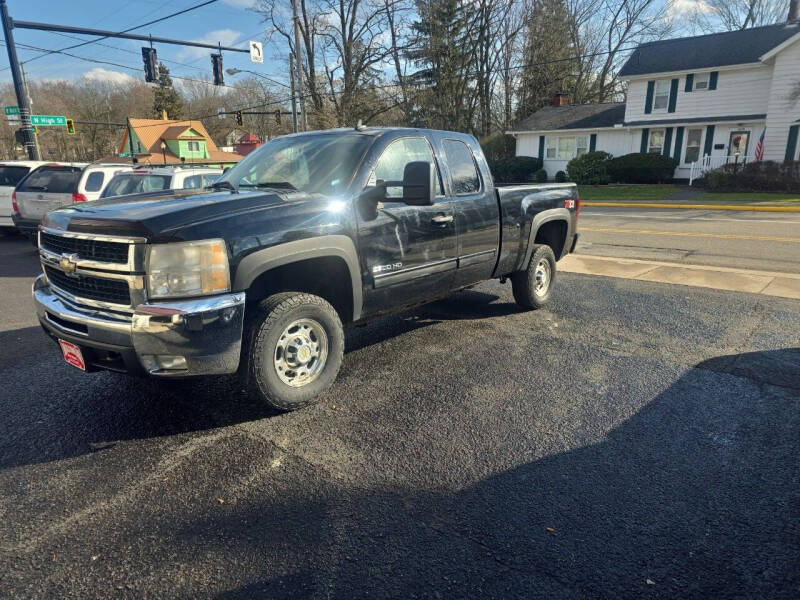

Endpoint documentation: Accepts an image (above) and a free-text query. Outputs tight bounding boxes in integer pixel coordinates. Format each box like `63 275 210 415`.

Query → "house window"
653 80 671 111
547 135 589 160
648 129 665 154
693 73 710 91
187 141 200 152
684 128 703 163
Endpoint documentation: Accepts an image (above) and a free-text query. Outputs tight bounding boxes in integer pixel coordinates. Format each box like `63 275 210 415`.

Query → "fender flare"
521 208 571 269
233 235 363 321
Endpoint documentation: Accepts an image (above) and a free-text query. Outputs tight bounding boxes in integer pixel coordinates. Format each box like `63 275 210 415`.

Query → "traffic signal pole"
1 0 40 160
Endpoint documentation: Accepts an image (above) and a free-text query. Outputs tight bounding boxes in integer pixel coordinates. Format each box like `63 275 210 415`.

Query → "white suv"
100 167 223 199
0 160 49 231
75 163 132 202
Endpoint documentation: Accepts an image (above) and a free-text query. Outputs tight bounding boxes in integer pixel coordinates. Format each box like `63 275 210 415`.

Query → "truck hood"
43 189 301 241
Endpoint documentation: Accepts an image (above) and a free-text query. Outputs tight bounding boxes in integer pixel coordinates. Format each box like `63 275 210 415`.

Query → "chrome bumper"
33 275 245 376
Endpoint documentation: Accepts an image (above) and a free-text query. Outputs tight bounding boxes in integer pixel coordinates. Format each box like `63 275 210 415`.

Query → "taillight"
576 193 580 219
11 190 17 212
72 193 88 203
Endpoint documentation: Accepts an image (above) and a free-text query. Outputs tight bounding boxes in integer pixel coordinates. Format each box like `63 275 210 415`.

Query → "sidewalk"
560 254 800 300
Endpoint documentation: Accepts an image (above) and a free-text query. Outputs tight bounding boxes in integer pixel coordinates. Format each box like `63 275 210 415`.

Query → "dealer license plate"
58 339 86 371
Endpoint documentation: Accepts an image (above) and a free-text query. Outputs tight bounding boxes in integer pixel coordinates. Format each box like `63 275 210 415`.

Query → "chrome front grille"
39 228 147 311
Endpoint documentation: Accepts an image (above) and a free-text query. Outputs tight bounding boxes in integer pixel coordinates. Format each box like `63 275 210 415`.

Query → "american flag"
754 129 765 161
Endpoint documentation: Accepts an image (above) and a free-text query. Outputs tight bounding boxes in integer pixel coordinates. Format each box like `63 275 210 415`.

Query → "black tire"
243 292 344 411
511 244 557 310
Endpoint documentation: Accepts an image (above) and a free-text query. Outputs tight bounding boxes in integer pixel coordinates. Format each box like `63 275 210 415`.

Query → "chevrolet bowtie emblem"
59 254 79 275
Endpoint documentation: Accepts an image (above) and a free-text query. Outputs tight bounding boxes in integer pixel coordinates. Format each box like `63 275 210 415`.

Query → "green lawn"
579 185 800 204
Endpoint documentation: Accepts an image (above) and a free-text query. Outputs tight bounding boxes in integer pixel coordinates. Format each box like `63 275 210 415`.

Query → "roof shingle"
513 103 625 132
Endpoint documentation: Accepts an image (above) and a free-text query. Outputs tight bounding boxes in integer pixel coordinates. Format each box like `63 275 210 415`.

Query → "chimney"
161 109 169 120
790 0 800 22
553 93 569 107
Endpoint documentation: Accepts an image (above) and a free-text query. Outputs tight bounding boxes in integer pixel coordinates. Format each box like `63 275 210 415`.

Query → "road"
578 207 800 274
1 232 799 599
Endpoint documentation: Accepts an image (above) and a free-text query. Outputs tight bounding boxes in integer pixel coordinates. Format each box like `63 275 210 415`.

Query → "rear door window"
84 171 105 192
442 140 481 195
182 175 202 189
103 174 171 197
18 167 82 193
0 165 31 187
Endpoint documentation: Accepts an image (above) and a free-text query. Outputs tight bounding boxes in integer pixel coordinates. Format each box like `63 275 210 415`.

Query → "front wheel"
243 292 344 411
511 244 556 310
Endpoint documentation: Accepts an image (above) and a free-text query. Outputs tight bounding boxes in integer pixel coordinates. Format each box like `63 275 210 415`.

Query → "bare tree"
684 0 789 31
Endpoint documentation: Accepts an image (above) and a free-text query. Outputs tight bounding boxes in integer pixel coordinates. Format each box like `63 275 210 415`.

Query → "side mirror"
399 161 435 206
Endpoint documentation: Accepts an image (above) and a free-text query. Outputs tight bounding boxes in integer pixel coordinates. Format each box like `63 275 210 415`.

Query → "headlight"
147 239 230 299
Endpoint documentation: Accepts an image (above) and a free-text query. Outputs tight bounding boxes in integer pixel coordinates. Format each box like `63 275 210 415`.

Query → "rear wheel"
242 292 344 411
511 244 556 310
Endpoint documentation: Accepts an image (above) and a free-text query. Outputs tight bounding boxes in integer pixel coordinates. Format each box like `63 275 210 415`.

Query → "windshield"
0 165 30 187
102 174 171 198
217 132 373 195
18 167 81 194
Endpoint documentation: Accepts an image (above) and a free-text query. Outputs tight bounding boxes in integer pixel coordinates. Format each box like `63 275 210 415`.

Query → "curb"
582 201 800 213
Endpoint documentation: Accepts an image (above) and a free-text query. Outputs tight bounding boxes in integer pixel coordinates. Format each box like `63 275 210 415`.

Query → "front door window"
729 131 750 157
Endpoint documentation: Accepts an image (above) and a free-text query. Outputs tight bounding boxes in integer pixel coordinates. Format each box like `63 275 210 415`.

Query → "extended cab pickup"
33 127 578 410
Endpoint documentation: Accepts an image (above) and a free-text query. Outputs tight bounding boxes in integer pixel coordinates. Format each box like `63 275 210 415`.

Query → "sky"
0 0 287 87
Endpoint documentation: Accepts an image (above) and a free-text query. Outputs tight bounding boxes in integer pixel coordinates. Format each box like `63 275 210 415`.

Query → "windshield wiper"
239 181 298 191
209 180 238 193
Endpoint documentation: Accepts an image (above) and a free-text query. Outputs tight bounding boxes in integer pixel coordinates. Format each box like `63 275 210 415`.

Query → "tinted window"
18 167 82 194
372 137 443 198
202 174 220 186
84 171 105 192
102 174 171 197
182 175 202 189
0 166 30 186
219 133 372 195
443 140 480 195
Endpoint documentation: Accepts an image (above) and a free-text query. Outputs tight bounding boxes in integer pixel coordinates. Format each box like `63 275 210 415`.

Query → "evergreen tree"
152 63 184 120
516 0 578 121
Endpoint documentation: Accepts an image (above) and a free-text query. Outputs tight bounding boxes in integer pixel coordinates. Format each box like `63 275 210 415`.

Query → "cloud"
178 28 244 60
82 68 137 85
667 0 713 19
222 0 255 7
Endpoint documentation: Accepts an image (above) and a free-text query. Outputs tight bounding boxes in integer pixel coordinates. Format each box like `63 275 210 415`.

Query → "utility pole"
1 0 39 160
20 62 42 159
291 0 307 131
289 54 298 134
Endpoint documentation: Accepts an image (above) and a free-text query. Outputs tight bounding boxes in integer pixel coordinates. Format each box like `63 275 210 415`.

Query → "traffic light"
211 53 224 86
142 47 158 83
235 111 243 126
32 125 38 134
66 119 76 135
274 109 281 125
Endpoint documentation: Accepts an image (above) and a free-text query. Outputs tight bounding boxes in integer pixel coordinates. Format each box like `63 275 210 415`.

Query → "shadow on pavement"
205 349 799 600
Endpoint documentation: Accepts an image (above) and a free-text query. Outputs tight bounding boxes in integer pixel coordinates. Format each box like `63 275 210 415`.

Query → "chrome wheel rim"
273 318 328 387
534 259 551 297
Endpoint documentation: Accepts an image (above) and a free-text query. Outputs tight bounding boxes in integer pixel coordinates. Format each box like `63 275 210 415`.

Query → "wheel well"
534 219 568 260
246 256 354 323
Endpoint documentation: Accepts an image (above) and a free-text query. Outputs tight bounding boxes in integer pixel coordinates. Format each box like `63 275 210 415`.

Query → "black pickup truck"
33 127 579 410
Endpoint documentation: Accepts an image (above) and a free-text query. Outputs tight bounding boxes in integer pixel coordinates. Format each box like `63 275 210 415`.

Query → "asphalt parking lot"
1 232 798 599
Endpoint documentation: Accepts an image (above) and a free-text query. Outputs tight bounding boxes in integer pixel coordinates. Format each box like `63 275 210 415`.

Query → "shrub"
534 168 548 183
702 160 800 192
566 151 612 185
488 156 543 184
606 153 678 184
555 170 568 182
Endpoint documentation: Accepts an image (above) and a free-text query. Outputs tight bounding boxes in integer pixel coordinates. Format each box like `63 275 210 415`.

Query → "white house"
509 5 800 181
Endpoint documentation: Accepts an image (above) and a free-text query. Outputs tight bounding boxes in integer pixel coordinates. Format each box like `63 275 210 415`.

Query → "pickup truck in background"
33 127 578 410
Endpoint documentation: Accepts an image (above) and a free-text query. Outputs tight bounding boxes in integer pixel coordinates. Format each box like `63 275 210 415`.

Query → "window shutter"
703 125 715 157
589 133 597 153
709 71 719 90
640 129 649 153
786 126 799 162
538 136 545 161
685 74 694 93
663 128 674 157
668 79 679 113
673 127 685 163
644 81 655 114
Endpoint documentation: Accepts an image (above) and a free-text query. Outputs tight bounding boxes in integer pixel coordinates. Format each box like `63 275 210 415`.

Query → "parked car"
11 163 88 239
76 163 133 202
33 128 578 411
99 167 223 199
0 160 48 231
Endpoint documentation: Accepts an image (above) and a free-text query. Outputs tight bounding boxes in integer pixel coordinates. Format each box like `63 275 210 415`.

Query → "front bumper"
33 275 246 377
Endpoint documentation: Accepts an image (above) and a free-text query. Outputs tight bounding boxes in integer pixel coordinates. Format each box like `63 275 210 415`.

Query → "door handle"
431 214 453 225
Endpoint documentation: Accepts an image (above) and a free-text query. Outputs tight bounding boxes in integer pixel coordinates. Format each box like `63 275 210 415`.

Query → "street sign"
249 41 263 63
4 106 20 116
30 115 67 127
